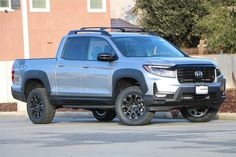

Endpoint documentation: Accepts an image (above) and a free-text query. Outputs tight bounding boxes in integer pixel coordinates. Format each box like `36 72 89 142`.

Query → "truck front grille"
177 66 215 83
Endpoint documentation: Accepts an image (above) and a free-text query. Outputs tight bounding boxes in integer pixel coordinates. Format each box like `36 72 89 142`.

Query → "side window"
0 0 19 11
87 0 106 13
87 37 115 61
63 37 89 60
30 0 50 12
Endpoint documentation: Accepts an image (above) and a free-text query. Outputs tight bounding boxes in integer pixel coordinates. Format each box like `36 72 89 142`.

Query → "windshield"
112 36 185 57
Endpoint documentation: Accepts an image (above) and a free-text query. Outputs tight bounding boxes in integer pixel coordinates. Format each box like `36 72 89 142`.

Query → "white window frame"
0 0 14 11
29 0 50 12
87 0 106 13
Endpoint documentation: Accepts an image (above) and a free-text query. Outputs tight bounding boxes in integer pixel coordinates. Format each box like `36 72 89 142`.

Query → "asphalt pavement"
0 116 236 157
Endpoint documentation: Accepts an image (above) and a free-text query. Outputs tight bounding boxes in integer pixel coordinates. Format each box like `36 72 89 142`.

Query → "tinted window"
63 37 89 60
112 36 185 57
87 37 115 61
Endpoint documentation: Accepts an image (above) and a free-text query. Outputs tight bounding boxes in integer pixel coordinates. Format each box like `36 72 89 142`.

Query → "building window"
87 0 106 13
0 0 11 11
30 0 50 12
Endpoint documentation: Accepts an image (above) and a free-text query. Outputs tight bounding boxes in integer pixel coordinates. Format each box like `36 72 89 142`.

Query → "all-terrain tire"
92 109 116 121
180 106 219 122
27 88 56 124
115 86 155 126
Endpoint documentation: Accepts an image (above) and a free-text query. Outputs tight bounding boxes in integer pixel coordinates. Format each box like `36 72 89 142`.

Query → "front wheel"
115 86 155 126
180 106 218 122
92 109 116 122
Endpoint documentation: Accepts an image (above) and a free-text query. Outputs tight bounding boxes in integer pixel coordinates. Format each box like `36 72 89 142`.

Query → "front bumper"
144 80 226 111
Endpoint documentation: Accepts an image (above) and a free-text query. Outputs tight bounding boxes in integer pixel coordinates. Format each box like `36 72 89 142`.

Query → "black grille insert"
177 66 215 83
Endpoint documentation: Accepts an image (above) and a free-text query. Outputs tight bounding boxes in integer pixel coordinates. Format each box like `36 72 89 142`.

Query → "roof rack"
67 29 111 36
68 27 156 36
80 27 147 32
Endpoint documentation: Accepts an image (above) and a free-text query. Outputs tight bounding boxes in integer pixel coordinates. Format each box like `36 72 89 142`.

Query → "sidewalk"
1 111 236 120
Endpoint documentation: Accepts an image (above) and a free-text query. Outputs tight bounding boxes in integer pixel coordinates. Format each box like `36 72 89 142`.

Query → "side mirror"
97 53 118 62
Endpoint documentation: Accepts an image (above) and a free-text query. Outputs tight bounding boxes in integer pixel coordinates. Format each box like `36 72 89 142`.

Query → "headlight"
216 68 221 76
214 62 221 77
143 65 176 78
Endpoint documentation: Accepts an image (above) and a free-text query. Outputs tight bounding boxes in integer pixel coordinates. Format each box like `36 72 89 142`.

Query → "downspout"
21 0 30 59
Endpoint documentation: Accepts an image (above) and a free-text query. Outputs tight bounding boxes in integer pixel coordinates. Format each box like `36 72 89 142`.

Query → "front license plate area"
195 85 208 95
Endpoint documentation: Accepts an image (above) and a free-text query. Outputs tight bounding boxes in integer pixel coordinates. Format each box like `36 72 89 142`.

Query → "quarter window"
87 0 106 13
30 0 50 12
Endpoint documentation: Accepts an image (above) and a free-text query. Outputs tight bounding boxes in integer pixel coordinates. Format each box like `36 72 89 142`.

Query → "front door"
79 37 117 98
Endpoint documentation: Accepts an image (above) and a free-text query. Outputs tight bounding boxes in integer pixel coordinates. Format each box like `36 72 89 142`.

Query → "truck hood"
134 57 217 67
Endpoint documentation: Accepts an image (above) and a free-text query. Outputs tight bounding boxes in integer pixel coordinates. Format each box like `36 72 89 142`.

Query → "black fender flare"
22 70 51 95
112 69 148 97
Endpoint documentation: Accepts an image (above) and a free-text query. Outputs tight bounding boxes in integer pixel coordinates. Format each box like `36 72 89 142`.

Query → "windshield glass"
112 36 185 57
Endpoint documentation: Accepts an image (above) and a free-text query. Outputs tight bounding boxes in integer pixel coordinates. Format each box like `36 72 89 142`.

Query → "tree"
135 0 207 47
195 0 236 54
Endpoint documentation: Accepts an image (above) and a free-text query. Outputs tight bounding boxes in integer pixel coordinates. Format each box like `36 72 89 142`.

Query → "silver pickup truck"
12 27 226 125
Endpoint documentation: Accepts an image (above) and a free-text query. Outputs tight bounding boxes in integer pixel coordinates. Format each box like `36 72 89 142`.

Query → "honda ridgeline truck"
11 27 226 125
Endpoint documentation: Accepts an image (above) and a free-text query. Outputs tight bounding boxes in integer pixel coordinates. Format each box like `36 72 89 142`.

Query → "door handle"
57 63 64 67
82 65 89 68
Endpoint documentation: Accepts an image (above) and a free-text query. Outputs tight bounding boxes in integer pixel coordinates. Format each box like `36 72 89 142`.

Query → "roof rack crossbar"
80 27 146 33
68 27 158 37
68 30 111 36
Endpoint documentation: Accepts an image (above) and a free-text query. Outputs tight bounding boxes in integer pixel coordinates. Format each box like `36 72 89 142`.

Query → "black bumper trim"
11 88 26 102
144 86 225 111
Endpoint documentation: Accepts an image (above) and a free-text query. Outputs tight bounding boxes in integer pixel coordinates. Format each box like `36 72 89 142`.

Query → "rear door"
55 36 89 97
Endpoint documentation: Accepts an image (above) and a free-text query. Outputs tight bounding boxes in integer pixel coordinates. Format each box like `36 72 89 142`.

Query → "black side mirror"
97 53 118 62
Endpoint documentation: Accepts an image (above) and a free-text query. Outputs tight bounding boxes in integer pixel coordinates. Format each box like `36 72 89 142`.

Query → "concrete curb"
215 113 236 120
0 111 27 117
1 111 236 120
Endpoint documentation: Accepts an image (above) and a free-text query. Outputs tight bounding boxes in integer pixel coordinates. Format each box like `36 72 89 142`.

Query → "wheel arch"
22 70 51 98
112 69 148 98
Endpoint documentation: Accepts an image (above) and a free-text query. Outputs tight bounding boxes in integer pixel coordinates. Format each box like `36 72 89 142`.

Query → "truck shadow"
51 117 188 125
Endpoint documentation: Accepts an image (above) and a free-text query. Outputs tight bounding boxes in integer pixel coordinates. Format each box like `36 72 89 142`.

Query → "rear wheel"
92 109 116 122
27 88 56 124
115 86 155 126
180 106 218 122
